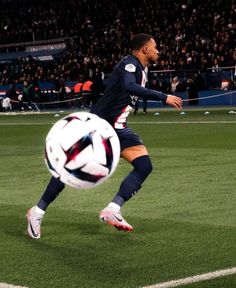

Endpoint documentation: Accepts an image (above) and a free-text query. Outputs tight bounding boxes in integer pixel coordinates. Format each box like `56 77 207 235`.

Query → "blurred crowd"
0 0 235 86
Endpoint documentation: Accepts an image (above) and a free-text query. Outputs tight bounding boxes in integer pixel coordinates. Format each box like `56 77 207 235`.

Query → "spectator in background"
133 96 147 115
194 73 205 90
211 58 221 72
91 67 104 105
2 83 18 111
187 75 199 105
6 83 18 101
171 76 180 93
22 79 35 110
149 79 159 91
0 0 235 86
2 97 12 111
56 75 66 109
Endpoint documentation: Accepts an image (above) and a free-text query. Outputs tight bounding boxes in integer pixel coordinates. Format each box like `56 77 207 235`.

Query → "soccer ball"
45 112 120 189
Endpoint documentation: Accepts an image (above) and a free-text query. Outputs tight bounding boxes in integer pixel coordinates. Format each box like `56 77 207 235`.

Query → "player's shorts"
115 127 143 151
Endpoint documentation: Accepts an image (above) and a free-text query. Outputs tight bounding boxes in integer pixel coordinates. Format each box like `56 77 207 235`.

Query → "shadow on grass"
0 204 236 288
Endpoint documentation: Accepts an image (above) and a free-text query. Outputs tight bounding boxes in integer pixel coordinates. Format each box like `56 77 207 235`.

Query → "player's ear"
143 46 149 54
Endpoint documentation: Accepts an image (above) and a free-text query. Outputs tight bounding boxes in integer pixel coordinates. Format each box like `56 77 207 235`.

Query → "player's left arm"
121 67 182 109
121 67 167 102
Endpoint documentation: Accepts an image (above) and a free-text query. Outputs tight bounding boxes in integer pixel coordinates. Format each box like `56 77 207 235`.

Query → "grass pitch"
0 108 236 288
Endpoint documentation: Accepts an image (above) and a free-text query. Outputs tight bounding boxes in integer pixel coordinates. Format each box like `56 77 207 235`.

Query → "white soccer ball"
45 112 120 189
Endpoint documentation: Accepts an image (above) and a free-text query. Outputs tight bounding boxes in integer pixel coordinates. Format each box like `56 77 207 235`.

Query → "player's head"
130 33 160 64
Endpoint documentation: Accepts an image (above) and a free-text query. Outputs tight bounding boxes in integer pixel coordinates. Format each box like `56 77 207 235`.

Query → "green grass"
0 109 236 288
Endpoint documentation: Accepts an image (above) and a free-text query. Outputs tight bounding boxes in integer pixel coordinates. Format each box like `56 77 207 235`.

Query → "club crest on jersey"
125 64 136 72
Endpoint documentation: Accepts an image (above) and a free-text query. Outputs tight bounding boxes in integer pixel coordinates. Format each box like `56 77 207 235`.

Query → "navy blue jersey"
90 55 167 129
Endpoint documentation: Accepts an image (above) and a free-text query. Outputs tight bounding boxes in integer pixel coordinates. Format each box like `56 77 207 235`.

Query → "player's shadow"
0 204 140 243
1 204 235 288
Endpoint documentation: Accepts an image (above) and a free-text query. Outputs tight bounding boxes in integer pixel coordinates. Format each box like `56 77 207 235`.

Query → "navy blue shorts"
115 127 143 151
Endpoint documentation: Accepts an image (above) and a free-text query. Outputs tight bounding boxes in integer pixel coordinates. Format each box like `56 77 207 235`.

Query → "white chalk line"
141 267 236 288
0 284 28 288
1 267 235 288
0 121 236 126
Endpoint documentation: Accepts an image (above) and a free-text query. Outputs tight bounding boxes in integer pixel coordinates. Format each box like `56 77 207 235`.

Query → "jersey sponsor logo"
130 95 138 106
125 63 136 72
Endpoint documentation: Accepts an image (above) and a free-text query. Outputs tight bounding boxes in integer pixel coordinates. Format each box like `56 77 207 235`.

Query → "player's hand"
166 95 182 111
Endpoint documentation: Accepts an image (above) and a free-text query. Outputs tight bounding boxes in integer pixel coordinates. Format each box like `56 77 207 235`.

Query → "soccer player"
27 33 182 239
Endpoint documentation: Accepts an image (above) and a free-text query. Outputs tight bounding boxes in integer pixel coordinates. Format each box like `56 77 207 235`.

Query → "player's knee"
142 155 153 176
132 155 153 179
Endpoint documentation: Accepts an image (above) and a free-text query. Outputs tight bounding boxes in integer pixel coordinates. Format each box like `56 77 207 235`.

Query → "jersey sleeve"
119 63 167 103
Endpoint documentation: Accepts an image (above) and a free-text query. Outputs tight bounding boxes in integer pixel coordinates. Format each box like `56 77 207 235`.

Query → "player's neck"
132 52 148 68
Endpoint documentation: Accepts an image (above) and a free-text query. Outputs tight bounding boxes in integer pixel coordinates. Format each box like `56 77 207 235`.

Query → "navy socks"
112 155 153 206
37 177 65 211
37 155 153 210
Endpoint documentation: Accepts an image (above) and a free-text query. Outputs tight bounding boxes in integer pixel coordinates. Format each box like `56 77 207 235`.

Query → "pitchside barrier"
0 89 236 111
0 74 236 110
0 90 236 111
142 90 236 108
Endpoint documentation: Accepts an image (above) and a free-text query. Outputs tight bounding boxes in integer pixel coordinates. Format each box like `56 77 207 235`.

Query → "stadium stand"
0 0 235 107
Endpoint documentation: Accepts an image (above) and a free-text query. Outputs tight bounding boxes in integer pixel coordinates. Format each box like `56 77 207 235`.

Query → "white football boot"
99 207 133 232
26 206 45 239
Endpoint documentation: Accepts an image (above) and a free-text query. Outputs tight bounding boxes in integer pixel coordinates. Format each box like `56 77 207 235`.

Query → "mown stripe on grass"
141 267 236 288
0 123 54 125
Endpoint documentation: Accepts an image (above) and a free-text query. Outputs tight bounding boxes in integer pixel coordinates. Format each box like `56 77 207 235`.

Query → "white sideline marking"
0 284 28 288
0 121 236 126
141 267 236 288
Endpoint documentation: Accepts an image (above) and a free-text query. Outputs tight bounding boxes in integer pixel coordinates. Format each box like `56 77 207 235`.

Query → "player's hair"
130 33 154 51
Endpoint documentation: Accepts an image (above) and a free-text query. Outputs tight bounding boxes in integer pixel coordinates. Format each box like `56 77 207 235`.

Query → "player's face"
145 38 160 64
